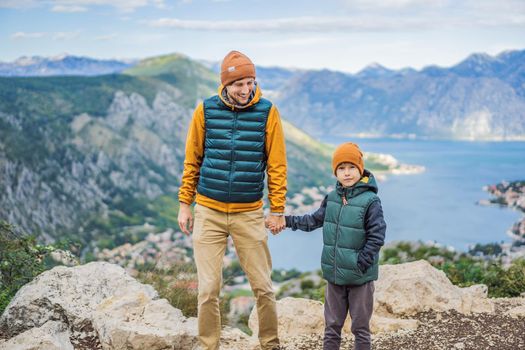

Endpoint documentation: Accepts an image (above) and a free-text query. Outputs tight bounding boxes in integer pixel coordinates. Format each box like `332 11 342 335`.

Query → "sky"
1 0 524 73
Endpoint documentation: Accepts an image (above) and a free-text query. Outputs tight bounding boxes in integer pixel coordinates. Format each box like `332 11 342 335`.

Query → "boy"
285 142 386 350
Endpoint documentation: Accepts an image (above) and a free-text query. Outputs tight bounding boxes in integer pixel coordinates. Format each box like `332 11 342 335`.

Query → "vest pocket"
336 248 362 274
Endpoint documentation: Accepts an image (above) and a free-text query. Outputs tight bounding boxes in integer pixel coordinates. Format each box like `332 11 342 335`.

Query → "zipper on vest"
333 195 345 284
228 111 238 202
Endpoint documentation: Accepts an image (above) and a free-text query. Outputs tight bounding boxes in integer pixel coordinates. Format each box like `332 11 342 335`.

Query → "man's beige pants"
193 204 280 350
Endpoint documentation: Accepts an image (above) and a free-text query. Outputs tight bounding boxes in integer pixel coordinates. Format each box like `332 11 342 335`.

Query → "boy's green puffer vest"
321 176 380 286
197 95 272 203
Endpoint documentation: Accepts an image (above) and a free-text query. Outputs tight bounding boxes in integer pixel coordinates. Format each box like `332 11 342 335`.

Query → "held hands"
177 203 193 235
178 203 285 236
265 214 286 235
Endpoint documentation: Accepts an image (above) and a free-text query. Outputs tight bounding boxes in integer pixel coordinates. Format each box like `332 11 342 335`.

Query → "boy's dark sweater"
285 195 386 273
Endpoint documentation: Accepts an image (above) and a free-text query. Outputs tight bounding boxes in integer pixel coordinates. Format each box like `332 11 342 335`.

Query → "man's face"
226 77 255 105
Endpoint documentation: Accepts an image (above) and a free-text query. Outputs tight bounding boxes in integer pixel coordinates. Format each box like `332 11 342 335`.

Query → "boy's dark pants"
323 281 375 350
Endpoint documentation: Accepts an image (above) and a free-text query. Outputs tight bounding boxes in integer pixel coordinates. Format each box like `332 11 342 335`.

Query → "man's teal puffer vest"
196 95 272 203
321 179 380 286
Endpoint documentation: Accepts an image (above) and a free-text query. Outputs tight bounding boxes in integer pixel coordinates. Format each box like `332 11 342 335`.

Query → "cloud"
52 31 80 40
10 31 80 40
146 13 525 32
63 0 165 12
93 33 118 41
0 0 166 12
0 0 40 9
249 35 341 49
146 16 432 31
341 0 447 10
11 32 47 39
51 5 88 12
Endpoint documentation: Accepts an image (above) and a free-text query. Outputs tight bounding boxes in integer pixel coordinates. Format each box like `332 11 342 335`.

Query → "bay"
268 139 525 271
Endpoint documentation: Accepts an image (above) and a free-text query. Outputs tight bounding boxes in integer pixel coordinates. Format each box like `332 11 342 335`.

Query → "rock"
370 316 419 333
93 293 200 349
0 262 158 338
505 305 525 318
220 327 258 350
249 297 325 339
460 284 494 313
453 342 465 349
249 297 411 339
0 321 73 350
0 262 224 349
375 260 494 316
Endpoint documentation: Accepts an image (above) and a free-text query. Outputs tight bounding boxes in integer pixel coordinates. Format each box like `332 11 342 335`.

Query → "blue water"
268 139 525 271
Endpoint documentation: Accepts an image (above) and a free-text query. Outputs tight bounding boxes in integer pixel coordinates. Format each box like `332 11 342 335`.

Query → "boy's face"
336 162 361 187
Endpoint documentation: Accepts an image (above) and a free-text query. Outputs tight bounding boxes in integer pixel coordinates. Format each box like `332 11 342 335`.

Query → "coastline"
478 180 525 263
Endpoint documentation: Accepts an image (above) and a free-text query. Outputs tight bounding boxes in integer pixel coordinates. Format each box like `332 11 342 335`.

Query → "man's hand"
178 203 193 235
265 214 286 235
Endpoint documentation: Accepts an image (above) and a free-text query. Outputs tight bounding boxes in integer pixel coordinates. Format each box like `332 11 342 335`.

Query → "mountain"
0 55 135 77
0 53 337 252
356 63 397 79
252 66 303 92
202 60 302 92
274 49 525 140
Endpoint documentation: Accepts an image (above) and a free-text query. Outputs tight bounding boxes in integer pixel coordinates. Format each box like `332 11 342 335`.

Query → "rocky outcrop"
0 262 252 350
375 260 494 316
249 260 496 341
2 260 521 349
0 88 191 243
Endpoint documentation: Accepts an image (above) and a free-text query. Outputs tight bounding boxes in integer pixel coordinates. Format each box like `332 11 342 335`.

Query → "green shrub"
136 263 230 324
223 260 245 286
300 279 315 290
0 221 56 315
136 263 199 318
469 243 503 256
271 268 301 282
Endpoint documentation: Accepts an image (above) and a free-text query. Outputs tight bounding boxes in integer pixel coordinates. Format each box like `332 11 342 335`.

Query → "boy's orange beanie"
220 50 256 86
332 142 364 175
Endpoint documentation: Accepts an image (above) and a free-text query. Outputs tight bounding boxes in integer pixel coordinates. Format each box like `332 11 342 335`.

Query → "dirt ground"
279 298 525 350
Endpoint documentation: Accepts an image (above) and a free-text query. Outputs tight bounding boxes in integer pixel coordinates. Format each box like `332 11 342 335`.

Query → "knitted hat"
332 142 364 175
220 50 256 86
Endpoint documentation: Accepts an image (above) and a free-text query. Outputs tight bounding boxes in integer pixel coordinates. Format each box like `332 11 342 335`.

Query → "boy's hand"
265 215 285 235
178 203 193 235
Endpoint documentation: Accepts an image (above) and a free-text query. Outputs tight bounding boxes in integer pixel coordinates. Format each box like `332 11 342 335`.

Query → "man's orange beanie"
332 142 364 175
220 50 256 86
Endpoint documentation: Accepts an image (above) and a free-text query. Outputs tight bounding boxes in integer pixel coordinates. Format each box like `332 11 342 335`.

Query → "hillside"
0 73 194 248
1 53 400 252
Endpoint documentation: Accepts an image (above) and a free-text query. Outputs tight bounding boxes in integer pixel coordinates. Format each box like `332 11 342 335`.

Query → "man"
178 50 287 350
